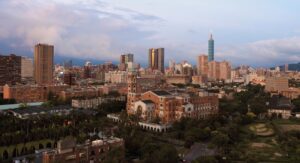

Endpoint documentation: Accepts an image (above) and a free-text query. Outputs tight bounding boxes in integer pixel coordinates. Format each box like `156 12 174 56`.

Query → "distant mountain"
287 62 300 71
277 62 300 71
54 55 117 66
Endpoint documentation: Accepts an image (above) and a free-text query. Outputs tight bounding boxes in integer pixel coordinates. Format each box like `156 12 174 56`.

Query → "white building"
105 71 128 83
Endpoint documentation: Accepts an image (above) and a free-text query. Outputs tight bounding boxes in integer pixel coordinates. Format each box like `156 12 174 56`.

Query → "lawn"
234 122 289 162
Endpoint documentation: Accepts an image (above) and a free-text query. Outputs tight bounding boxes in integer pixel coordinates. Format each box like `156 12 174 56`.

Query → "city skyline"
0 0 300 67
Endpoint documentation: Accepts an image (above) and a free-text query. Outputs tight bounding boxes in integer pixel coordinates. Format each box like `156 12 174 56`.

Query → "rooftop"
142 100 154 104
8 105 71 115
151 90 171 96
0 102 43 111
268 95 294 110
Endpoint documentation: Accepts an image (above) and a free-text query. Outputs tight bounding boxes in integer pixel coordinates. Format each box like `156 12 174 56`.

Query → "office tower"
119 54 134 71
34 44 54 85
120 53 134 64
219 61 231 80
148 48 164 73
21 57 33 79
197 55 208 76
208 34 214 61
0 54 21 85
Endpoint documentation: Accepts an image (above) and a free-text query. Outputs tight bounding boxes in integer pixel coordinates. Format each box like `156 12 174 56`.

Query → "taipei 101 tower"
208 33 214 61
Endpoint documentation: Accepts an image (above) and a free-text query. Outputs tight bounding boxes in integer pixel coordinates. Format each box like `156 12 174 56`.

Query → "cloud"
1 0 300 68
217 37 300 67
0 0 163 61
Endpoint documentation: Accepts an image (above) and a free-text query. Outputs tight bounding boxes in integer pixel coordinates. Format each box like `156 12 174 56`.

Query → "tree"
249 97 267 117
292 97 300 112
211 131 229 148
143 144 179 163
192 156 218 163
19 103 28 109
103 147 125 163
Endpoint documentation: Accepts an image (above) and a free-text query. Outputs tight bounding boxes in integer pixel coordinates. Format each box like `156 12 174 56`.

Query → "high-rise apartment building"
197 55 208 76
34 44 54 85
219 61 231 80
0 54 21 85
21 57 33 79
208 61 220 80
119 54 134 71
120 54 134 64
148 48 164 73
208 34 214 62
265 77 289 92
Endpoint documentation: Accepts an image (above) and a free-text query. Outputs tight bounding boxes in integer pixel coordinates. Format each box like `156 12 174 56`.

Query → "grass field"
234 122 290 162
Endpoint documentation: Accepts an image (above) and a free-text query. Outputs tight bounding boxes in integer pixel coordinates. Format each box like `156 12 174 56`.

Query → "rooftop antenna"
209 29 213 39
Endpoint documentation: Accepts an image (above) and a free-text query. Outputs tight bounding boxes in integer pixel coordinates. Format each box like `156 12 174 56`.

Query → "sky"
0 0 300 67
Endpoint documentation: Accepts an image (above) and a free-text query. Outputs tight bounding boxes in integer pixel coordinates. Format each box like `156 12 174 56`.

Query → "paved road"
184 143 216 163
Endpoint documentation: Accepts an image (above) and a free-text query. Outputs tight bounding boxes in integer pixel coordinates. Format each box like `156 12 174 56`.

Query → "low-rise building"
128 90 219 124
59 87 100 101
3 84 69 103
105 71 128 84
13 136 124 163
42 137 124 163
192 75 207 85
267 95 294 119
72 96 126 109
166 75 190 84
7 105 72 119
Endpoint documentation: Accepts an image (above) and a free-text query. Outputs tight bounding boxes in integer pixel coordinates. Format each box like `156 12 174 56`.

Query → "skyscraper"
208 34 214 62
120 53 134 64
119 53 134 71
148 48 164 73
34 44 54 85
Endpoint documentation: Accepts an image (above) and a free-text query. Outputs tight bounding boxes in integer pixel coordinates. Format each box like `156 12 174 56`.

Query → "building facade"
208 34 214 62
197 55 208 76
21 57 33 79
148 48 164 73
0 54 21 85
34 44 54 85
219 61 231 81
105 71 128 84
3 84 69 103
265 77 289 92
127 90 219 124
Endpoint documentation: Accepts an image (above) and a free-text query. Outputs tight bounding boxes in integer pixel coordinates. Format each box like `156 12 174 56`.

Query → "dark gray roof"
269 95 294 110
142 100 154 104
152 90 171 96
7 105 71 115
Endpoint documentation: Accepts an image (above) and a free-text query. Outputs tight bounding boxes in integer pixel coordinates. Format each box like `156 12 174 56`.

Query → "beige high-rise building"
34 44 54 85
265 77 289 92
197 55 208 76
219 61 231 80
208 61 220 80
21 57 33 79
